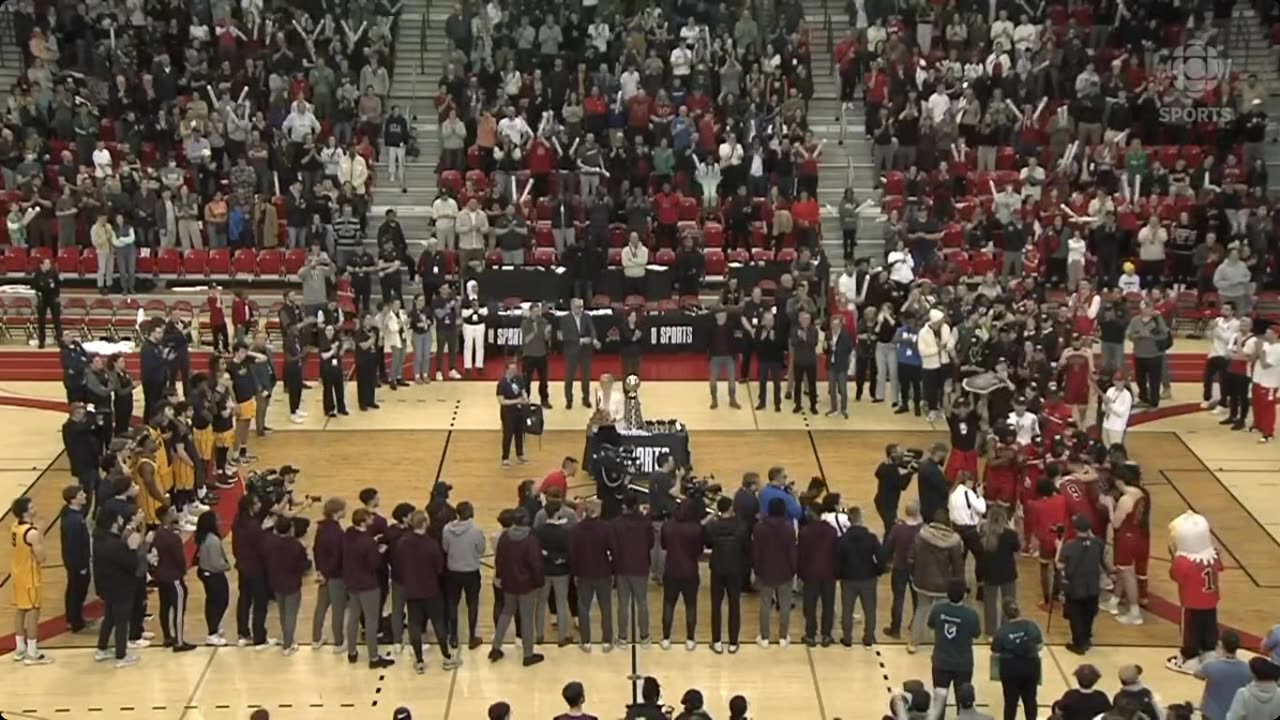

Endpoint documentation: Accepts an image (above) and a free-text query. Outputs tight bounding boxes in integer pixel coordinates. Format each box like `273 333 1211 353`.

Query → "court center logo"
1166 42 1224 96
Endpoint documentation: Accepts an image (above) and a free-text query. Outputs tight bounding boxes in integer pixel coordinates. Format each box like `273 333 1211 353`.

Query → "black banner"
484 308 715 353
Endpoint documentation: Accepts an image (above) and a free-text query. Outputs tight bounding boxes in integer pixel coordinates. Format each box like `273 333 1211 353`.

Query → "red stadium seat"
183 249 209 276
257 249 283 276
943 249 971 278
751 249 775 263
972 171 996 195
993 170 1020 189
654 249 676 266
727 249 749 265
995 146 1018 171
438 170 463 194
750 222 767 248
608 224 629 248
607 248 622 266
970 250 995 276
136 250 156 277
1182 145 1203 168
703 222 724 248
28 246 53 273
704 249 726 276
776 248 797 265
466 145 484 170
3 247 28 275
441 250 458 274
152 248 178 276
283 248 307 275
207 248 231 276
80 247 99 276
56 246 81 275
465 169 489 192
677 196 699 222
535 198 552 221
883 171 905 196
484 249 504 267
532 248 556 267
232 248 257 277
591 294 612 309
1157 146 1179 169
623 295 646 309
84 296 117 338
534 222 554 248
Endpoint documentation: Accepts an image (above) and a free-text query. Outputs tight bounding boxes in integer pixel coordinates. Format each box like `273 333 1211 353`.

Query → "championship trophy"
623 373 644 430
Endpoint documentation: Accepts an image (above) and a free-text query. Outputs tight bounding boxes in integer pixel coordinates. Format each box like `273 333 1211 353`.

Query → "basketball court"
0 372 1276 720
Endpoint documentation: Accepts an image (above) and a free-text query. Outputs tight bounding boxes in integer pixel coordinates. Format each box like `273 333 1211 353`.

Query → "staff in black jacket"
139 321 171 422
354 313 381 411
59 332 87 403
873 445 915 535
705 496 747 653
60 485 92 633
753 312 786 412
792 311 819 415
836 508 884 647
916 443 951 528
825 315 854 418
62 404 101 514
283 326 306 423
732 473 760 593
32 257 62 349
93 506 144 667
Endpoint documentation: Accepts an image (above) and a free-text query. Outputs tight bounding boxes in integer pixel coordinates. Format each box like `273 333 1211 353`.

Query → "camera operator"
759 466 802 522
705 496 748 653
646 453 679 582
917 443 950 528
874 445 916 535
679 469 721 522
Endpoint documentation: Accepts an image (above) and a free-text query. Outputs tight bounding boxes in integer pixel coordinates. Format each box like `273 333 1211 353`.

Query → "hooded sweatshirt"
752 516 798 586
441 518 486 572
909 522 964 594
1227 682 1280 720
494 525 544 595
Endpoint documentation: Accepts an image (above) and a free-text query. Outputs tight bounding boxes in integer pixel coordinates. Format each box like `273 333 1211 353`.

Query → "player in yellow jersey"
10 497 52 665
132 435 166 530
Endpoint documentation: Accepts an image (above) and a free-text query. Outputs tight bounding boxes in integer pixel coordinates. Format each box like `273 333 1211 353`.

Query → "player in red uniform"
1168 535 1225 674
1059 463 1104 541
1040 387 1076 448
982 427 1020 506
1027 474 1068 609
1017 440 1046 550
1058 336 1095 425
1105 464 1151 625
1069 281 1100 337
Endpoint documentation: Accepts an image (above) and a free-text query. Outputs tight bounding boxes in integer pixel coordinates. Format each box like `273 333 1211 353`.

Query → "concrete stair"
1226 5 1280 182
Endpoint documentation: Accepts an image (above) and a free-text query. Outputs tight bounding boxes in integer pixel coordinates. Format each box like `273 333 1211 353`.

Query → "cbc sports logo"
1161 42 1234 124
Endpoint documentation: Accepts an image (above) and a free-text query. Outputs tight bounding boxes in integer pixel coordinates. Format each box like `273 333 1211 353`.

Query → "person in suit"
60 485 92 633
792 311 820 415
560 298 599 409
825 315 854 418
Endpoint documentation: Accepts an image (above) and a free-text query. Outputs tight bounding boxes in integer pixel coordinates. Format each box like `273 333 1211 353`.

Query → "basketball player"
982 427 1020 507
1016 439 1046 549
170 402 202 532
1040 387 1076 448
1104 465 1150 625
146 408 174 514
132 434 165 531
211 372 238 485
943 395 981 484
1027 476 1067 609
1250 323 1280 443
1059 462 1103 543
187 374 215 494
10 498 52 665
1059 336 1095 426
226 343 268 465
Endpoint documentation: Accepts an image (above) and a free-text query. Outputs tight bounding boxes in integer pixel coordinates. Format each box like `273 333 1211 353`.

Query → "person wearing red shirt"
684 89 711 119
865 66 889 138
982 431 1020 506
696 114 718 155
1058 464 1103 541
584 89 609 137
206 288 229 353
1168 537 1224 673
653 184 681 249
526 136 555 197
231 290 253 344
1016 442 1045 544
1104 466 1150 624
626 89 653 138
539 457 578 498
797 136 822 197
1027 475 1067 608
833 30 859 105
791 190 820 249
1040 389 1076 444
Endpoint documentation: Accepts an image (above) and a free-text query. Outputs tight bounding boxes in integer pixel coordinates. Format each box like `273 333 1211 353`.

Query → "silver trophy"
623 373 644 430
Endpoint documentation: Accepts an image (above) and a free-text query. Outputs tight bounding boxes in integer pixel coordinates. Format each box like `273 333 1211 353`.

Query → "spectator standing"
826 315 854 418
708 308 740 409
1214 244 1253 315
991 602 1044 720
928 580 982 703
59 485 91 633
792 311 820 415
799 509 838 647
979 504 1020 634
1197 631 1253 720
456 198 489 284
836 507 883 647
432 191 460 251
705 496 747 654
907 510 964 653
621 233 649 299
1059 514 1108 654
1226 656 1280 720
1126 302 1170 409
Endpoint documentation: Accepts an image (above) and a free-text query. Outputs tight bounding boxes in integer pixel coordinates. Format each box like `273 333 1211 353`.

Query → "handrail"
825 10 834 78
419 10 427 75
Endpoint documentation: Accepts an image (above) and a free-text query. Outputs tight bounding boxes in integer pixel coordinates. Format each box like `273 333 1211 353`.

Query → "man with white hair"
917 308 951 422
497 106 533 148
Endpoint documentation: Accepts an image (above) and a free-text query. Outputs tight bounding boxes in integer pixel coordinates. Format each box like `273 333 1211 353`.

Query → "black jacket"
835 525 885 581
753 326 786 364
733 487 760 525
62 418 99 479
873 461 914 514
704 516 747 576
61 507 91 572
826 328 854 373
534 519 572 576
917 459 949 524
92 530 138 600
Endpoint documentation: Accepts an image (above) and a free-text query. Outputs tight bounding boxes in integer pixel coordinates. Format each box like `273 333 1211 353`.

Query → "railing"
0 9 12 69
418 10 427 74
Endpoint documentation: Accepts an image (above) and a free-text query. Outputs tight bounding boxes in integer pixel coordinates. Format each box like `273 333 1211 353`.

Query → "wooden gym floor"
0 379 1276 720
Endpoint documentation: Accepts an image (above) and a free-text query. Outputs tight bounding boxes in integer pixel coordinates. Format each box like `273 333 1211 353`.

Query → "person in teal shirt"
991 602 1044 720
928 580 982 698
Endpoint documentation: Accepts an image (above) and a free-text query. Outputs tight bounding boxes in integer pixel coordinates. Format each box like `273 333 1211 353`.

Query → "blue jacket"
758 483 802 522
895 327 922 367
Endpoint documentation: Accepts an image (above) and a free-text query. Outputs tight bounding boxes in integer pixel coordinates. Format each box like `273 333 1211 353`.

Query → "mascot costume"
1165 511 1224 675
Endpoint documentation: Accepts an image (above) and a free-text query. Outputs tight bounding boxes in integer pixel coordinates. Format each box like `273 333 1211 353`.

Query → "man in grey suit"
560 298 599 409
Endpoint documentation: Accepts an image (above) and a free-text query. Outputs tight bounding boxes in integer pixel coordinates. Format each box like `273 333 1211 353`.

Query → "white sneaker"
115 655 141 669
141 631 155 641
296 410 309 418
283 644 299 656
188 500 211 513
1200 400 1215 409
129 639 150 649
311 642 323 652
659 639 671 650
206 635 228 647
711 642 723 654
1100 597 1120 615
435 371 443 381
237 637 251 647
602 643 613 654
1211 405 1227 415
1116 611 1143 625
23 653 53 665
395 643 406 656
94 649 113 662
449 370 462 380
179 520 198 534
11 649 24 662
757 636 769 648
779 637 790 648
290 414 305 424
685 640 696 651
442 655 463 670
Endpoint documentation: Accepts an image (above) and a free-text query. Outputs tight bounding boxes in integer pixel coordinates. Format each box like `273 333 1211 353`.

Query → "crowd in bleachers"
843 0 1276 302
0 0 405 293
427 0 841 290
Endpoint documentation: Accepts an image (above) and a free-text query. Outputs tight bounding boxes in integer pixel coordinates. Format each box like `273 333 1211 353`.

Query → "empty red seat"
207 248 231 276
727 249 749 264
81 247 99 275
485 249 504 266
56 246 80 275
654 248 676 266
532 248 556 267
776 248 797 265
677 196 700 221
257 249 283 276
751 249 775 263
607 248 622 266
283 248 307 275
609 224 629 248
465 169 489 192
704 249 726 276
534 223 554 248
438 170 463 194
135 251 155 277
3 247 28 274
942 223 964 248
28 246 53 272
156 248 181 276
703 222 724 248
232 249 257 277
183 249 209 276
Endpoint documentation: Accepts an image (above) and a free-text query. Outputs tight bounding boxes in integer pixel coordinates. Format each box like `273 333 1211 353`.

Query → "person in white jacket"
432 191 460 250
620 232 649 298
338 149 369 196
383 298 409 388
460 279 489 375
917 308 952 421
1203 302 1240 411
